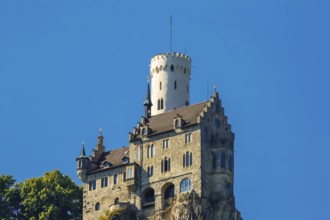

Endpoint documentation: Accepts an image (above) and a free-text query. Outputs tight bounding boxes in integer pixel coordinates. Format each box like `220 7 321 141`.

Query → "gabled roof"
143 101 208 136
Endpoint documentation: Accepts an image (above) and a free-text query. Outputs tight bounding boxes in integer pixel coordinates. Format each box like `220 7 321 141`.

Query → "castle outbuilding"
76 52 242 220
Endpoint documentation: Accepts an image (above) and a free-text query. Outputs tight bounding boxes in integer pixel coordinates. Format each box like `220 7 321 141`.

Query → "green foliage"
98 208 127 220
0 175 22 220
0 170 82 220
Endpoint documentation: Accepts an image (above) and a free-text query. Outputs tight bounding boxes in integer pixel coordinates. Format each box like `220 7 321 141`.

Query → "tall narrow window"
123 172 126 182
151 144 154 157
162 157 170 172
221 152 226 169
184 152 192 167
160 81 162 90
212 152 217 169
170 65 174 72
185 133 192 143
190 152 192 166
183 154 185 167
161 98 164 109
147 145 150 158
101 177 108 188
127 167 133 178
174 81 177 89
148 166 154 177
161 159 164 173
157 99 160 110
89 180 96 191
163 139 169 149
229 155 233 172
136 147 140 161
114 174 118 185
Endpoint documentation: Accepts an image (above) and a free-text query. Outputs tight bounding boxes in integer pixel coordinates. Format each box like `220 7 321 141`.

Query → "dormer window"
141 127 148 136
175 119 179 128
103 162 111 168
122 157 129 164
174 117 184 129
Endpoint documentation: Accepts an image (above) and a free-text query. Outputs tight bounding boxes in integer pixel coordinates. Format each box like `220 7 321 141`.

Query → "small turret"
144 80 152 118
76 142 90 183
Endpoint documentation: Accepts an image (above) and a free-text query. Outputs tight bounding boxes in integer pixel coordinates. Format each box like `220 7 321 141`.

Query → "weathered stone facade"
76 52 242 220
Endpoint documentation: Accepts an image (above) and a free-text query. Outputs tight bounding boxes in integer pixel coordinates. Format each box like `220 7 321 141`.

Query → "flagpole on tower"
170 15 172 52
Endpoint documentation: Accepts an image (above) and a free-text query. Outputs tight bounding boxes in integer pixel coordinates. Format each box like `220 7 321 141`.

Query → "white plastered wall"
150 52 191 115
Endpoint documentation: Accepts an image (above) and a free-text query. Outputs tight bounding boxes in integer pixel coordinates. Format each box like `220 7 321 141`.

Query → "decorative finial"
214 84 217 93
82 141 85 147
99 127 103 136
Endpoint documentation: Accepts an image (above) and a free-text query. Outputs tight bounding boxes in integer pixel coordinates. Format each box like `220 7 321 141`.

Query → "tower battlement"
150 52 191 76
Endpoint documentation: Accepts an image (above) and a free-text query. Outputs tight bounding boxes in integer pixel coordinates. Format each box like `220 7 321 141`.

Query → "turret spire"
80 141 86 157
144 80 152 118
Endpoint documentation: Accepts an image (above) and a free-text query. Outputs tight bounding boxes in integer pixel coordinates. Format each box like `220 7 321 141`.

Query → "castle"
76 52 242 220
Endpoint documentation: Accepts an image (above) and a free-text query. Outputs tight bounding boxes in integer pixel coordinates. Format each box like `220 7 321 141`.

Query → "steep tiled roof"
146 101 208 135
91 147 129 172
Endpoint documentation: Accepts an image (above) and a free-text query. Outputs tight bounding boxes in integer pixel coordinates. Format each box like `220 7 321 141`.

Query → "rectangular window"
136 147 140 161
89 180 96 191
127 167 133 179
101 177 108 188
123 172 126 182
163 139 169 149
114 174 118 185
185 133 192 143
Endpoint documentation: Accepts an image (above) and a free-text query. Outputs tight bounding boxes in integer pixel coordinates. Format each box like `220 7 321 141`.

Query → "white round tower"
150 52 192 116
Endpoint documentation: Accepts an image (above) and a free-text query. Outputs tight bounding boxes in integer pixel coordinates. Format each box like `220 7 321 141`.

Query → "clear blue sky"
1 1 329 219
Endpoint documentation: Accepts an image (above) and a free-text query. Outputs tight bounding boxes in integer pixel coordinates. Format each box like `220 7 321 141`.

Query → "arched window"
156 67 159 73
147 145 150 158
170 65 174 72
157 99 160 110
114 198 119 204
160 81 162 90
180 178 192 193
95 202 100 211
148 166 151 176
175 119 179 128
184 67 187 73
174 81 177 89
221 152 226 169
212 152 217 169
151 166 154 176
